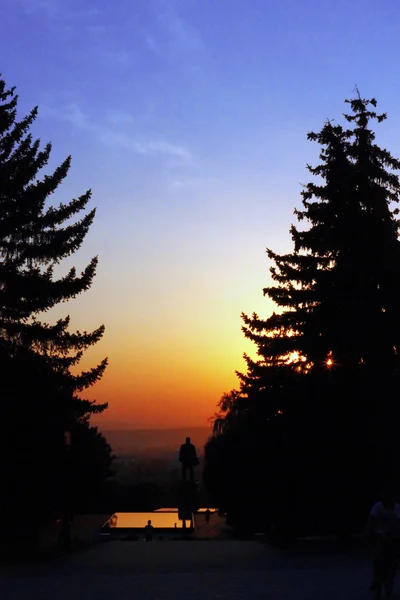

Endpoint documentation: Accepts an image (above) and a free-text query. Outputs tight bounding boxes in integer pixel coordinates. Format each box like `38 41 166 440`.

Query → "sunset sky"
1 0 399 429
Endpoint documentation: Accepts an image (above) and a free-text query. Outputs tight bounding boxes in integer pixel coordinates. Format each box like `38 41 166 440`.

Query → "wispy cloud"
171 176 218 188
160 7 202 52
99 132 192 161
40 103 90 129
40 103 192 163
105 110 136 126
146 0 203 55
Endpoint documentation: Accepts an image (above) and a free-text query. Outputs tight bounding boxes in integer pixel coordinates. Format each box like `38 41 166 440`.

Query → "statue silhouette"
179 436 199 481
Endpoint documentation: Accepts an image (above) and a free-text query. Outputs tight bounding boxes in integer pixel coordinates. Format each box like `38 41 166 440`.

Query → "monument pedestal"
177 480 198 523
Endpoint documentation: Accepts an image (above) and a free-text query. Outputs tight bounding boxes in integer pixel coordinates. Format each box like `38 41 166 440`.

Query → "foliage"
0 75 112 528
205 92 400 536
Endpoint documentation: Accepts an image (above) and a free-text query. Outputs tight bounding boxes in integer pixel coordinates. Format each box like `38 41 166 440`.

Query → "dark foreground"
1 538 385 600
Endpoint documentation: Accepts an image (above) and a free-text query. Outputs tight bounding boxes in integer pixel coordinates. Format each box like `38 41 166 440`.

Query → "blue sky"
1 0 400 427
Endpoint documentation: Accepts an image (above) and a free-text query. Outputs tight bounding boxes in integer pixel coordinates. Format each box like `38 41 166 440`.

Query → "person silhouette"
179 436 199 481
144 519 154 541
367 486 400 594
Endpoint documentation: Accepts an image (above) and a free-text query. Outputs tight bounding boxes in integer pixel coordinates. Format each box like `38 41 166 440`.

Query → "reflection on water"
154 507 217 513
104 512 191 529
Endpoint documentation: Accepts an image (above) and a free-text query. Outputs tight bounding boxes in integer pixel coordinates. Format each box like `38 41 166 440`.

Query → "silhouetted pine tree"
0 76 110 534
0 76 107 417
205 93 400 536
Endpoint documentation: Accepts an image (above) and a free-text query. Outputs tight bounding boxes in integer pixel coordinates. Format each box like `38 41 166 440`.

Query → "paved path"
1 539 388 600
193 512 227 539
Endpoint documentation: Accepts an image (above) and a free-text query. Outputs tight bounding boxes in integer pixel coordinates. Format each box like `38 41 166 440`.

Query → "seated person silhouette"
179 436 199 481
144 519 154 541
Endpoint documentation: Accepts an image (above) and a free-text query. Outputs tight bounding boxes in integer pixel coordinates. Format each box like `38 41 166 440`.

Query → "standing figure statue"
179 436 199 481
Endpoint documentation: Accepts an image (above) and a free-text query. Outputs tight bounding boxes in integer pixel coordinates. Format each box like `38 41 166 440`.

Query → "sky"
1 0 400 429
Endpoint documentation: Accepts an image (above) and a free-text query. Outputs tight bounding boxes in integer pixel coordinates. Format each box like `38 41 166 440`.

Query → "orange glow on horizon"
82 300 266 431
54 249 277 431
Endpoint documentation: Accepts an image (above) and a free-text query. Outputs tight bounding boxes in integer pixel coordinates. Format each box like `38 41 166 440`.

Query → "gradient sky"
1 0 400 429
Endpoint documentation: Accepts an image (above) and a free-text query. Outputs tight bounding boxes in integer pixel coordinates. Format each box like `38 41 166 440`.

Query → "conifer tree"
0 75 110 531
205 92 400 535
0 76 107 420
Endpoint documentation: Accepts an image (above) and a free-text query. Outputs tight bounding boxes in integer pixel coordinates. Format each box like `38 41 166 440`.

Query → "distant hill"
102 426 212 458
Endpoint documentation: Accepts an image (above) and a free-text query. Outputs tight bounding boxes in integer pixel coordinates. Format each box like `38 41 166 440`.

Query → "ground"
1 538 387 600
